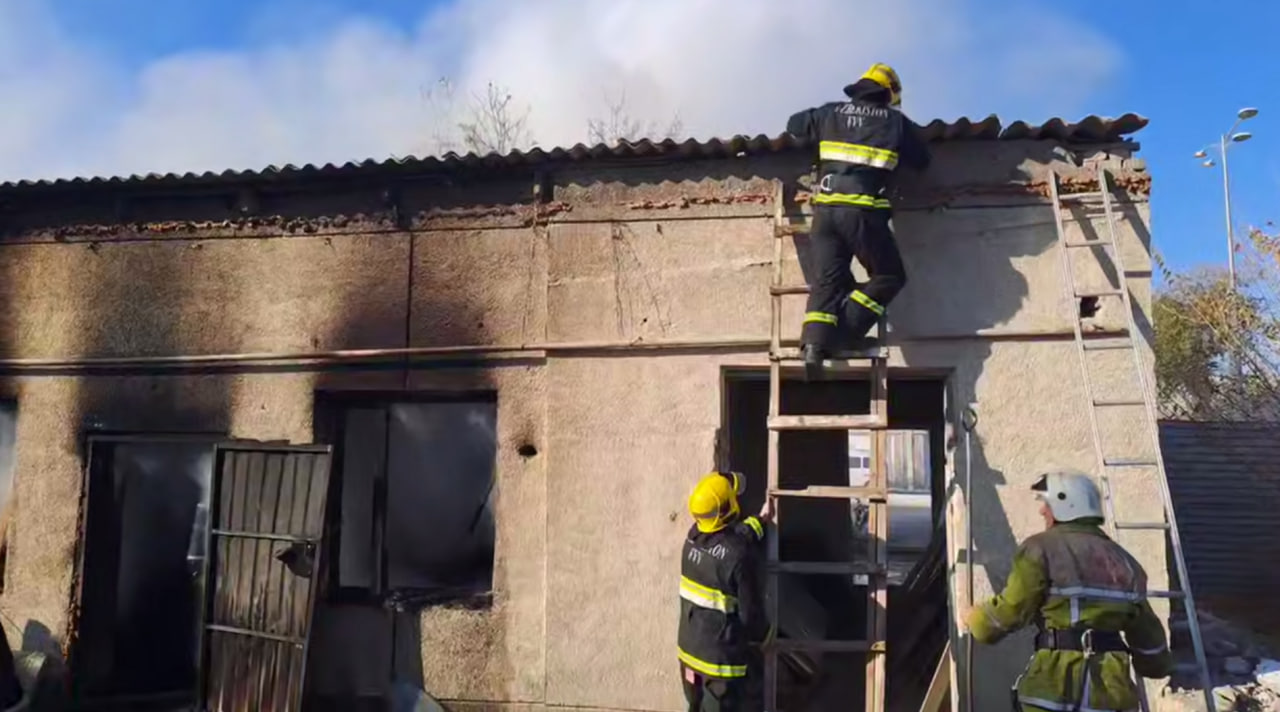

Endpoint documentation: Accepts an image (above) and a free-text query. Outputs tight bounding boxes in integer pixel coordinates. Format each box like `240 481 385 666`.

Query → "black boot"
843 306 881 344
802 344 826 382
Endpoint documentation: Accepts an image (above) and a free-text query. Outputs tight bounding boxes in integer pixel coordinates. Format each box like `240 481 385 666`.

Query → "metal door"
198 443 332 712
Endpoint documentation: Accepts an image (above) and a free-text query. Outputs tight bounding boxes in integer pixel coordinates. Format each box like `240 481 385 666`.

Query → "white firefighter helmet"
1031 469 1104 522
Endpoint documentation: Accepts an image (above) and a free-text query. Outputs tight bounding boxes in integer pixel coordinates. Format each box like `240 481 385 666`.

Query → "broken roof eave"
0 113 1147 198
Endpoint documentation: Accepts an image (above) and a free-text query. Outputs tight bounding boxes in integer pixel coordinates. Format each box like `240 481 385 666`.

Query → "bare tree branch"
422 77 533 156
457 81 532 155
586 88 683 146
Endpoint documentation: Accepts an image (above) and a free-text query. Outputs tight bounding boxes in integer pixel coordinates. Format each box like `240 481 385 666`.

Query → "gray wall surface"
0 138 1162 712
1161 420 1280 634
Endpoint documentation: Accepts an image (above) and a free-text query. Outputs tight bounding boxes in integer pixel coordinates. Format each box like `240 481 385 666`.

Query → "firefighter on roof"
785 62 931 380
964 470 1173 712
678 471 774 712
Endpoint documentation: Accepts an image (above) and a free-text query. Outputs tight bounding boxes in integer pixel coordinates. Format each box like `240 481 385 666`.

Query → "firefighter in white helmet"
965 470 1173 711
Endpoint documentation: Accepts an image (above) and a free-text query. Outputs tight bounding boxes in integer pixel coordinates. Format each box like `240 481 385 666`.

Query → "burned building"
0 114 1167 712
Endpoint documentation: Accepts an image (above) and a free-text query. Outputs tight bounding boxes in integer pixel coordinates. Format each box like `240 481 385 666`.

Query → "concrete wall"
0 139 1162 712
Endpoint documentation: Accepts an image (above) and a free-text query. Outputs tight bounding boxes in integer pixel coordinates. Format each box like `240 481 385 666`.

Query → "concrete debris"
1157 683 1280 712
1160 610 1280 711
1212 685 1241 712
1256 659 1280 697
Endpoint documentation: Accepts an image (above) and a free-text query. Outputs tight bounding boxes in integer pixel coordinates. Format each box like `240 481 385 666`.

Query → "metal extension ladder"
1048 167 1216 712
763 180 891 712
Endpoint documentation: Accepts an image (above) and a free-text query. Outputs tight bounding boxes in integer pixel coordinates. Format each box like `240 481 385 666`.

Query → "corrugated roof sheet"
0 113 1146 192
1160 420 1280 599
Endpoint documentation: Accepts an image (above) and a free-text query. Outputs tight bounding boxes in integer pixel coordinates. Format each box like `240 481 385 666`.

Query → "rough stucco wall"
0 139 1160 712
544 354 729 712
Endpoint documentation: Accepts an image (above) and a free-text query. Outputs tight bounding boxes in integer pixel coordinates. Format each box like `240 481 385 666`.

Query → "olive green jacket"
965 521 1173 712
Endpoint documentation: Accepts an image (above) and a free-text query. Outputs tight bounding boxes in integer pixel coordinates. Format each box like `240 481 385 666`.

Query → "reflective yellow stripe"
850 290 885 316
678 648 748 678
811 192 892 209
818 141 899 169
680 576 737 612
743 516 763 540
803 311 838 325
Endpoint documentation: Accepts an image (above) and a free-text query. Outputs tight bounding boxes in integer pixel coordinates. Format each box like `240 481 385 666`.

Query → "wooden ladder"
763 180 892 712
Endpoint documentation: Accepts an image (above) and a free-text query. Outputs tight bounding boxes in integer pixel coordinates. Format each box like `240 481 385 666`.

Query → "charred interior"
304 391 499 712
723 372 949 712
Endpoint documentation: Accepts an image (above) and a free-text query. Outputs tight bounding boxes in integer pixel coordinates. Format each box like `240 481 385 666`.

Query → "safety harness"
1010 625 1130 712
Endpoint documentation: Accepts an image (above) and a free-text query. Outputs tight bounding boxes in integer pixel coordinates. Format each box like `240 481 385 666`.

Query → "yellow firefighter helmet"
688 471 745 533
860 62 902 107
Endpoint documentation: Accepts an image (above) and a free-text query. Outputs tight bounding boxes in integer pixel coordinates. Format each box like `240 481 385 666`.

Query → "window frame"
0 398 18 594
312 391 499 607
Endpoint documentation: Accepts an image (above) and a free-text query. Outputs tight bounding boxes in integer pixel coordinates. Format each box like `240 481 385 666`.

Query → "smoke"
0 0 1123 182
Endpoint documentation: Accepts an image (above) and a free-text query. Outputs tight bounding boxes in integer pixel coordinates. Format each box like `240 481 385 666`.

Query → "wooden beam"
918 640 952 712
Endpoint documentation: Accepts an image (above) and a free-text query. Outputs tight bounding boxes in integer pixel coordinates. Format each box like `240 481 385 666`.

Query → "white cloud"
0 0 1125 182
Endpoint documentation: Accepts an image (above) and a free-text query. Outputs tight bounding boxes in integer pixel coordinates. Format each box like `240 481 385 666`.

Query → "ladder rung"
772 345 888 361
1114 521 1170 531
770 284 810 295
770 561 886 575
1075 288 1125 299
1092 398 1145 407
768 414 886 430
1146 590 1187 600
1065 239 1110 247
1058 191 1102 201
769 639 885 653
1104 458 1157 467
770 486 888 502
775 223 808 237
1083 338 1132 351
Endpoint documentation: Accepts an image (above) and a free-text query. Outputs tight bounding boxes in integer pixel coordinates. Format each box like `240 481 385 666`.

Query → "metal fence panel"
200 444 332 712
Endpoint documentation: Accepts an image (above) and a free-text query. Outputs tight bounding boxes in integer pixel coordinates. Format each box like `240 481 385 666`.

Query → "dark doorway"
722 372 948 712
72 435 221 711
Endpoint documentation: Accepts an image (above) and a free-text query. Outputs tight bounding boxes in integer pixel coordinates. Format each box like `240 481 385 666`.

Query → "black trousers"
0 626 20 709
681 665 748 712
800 205 906 351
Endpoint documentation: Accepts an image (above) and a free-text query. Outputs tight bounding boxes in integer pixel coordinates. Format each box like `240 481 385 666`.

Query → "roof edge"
0 113 1147 193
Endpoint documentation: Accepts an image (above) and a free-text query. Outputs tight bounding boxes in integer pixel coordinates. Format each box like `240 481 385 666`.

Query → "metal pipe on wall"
0 328 1127 373
961 407 978 712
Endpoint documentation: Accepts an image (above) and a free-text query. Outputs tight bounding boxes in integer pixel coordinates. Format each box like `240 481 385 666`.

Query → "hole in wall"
1079 296 1101 319
517 444 538 459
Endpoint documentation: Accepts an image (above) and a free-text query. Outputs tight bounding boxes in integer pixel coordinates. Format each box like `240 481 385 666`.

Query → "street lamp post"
1194 107 1259 291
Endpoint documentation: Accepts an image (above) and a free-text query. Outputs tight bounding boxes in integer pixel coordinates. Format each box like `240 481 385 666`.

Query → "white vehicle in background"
847 430 933 585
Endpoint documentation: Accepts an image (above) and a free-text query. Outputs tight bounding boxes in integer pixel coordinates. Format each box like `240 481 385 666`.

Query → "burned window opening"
1079 295 1102 319
0 400 17 594
722 373 949 712
315 393 498 606
72 435 222 709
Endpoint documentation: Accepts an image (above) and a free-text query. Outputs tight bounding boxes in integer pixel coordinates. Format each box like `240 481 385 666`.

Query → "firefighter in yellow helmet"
678 471 774 712
785 62 931 380
964 470 1173 711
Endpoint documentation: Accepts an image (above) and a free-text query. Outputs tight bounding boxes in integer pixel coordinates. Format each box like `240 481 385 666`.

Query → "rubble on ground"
1157 609 1280 711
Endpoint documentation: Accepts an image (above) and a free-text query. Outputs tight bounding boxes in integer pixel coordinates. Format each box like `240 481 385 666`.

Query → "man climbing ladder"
784 62 932 379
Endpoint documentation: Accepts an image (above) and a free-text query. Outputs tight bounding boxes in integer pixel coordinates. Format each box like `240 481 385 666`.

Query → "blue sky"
13 0 1280 277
